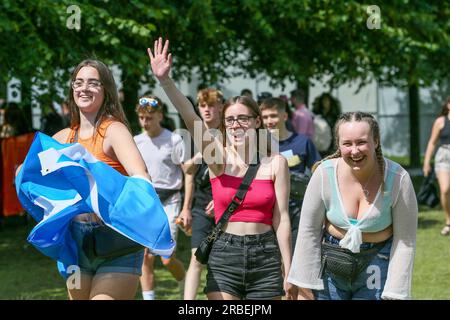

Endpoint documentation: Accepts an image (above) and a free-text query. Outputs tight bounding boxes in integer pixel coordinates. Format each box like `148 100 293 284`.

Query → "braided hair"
312 111 385 191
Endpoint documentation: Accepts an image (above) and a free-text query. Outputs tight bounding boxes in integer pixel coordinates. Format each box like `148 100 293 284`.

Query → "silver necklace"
361 169 376 199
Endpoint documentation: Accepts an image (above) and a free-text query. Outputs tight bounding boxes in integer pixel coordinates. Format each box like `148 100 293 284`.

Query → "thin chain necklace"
361 166 376 199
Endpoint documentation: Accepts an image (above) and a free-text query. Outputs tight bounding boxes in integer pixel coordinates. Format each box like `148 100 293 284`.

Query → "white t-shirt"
134 129 186 191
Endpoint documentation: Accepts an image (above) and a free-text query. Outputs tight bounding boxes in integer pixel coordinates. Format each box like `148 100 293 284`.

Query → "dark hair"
439 96 450 116
240 88 253 97
4 103 31 135
312 92 342 128
259 97 287 113
220 96 272 157
68 59 129 133
256 91 273 105
290 89 306 104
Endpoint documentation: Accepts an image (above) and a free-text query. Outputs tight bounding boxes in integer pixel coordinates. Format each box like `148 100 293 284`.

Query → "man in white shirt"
134 95 189 300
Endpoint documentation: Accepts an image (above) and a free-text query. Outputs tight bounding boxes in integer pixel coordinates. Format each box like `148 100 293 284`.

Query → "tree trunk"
19 78 33 132
0 78 6 101
121 69 140 134
409 83 420 168
296 79 310 108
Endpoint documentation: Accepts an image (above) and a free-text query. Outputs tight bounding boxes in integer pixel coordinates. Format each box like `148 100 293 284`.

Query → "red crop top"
210 174 276 225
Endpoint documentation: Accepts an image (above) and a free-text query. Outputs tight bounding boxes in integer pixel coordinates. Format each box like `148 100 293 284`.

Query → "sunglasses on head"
139 97 159 109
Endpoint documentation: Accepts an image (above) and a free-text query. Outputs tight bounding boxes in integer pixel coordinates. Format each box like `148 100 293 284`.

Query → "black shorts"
289 199 302 253
204 230 284 299
191 206 215 249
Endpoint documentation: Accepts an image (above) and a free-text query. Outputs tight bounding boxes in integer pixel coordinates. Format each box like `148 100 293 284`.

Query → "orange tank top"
66 118 128 176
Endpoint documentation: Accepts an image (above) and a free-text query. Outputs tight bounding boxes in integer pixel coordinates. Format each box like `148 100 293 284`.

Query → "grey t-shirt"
134 129 186 191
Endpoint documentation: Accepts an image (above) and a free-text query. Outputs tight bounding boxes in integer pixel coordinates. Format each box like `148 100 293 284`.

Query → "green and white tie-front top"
287 157 418 300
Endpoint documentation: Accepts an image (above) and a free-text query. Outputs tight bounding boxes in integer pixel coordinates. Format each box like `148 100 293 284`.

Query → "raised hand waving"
148 37 172 81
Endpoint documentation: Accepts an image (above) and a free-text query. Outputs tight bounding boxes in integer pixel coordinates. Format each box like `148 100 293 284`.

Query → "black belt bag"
319 240 387 282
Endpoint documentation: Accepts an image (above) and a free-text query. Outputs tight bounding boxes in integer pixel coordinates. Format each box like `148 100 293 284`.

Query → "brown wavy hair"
439 96 450 117
68 59 129 134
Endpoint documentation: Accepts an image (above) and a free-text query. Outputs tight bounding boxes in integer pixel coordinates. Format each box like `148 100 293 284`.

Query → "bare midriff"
223 221 273 236
325 221 393 243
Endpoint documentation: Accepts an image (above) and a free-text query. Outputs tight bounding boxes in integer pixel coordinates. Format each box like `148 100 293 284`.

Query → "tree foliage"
0 0 448 102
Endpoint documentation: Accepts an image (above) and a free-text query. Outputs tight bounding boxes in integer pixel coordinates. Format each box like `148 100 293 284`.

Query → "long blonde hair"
312 112 385 189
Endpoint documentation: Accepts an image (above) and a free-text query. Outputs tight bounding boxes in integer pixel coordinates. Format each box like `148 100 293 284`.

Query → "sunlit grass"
1 208 449 300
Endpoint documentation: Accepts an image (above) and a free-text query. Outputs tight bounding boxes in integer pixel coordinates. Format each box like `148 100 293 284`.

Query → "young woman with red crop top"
52 60 151 300
148 38 295 300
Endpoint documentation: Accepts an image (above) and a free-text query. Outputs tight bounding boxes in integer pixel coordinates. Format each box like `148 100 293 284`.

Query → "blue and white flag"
15 132 175 278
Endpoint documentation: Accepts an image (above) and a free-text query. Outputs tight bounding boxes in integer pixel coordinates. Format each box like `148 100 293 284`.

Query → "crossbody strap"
214 158 261 233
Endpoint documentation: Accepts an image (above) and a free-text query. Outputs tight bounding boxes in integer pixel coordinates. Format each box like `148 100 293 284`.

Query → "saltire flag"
15 132 174 278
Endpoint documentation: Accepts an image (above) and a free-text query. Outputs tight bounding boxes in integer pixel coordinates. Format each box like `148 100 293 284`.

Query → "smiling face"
338 121 378 171
261 107 287 133
224 103 261 147
72 66 104 114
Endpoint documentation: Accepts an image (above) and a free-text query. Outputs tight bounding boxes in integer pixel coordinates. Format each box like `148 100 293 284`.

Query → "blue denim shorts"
70 220 144 276
204 230 285 300
315 233 393 300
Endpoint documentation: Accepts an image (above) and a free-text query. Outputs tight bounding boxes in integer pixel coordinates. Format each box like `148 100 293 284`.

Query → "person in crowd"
41 102 65 136
0 103 31 137
148 37 294 300
134 94 188 300
182 88 223 300
312 93 342 156
52 59 151 300
288 111 418 300
260 97 321 252
240 88 253 100
290 89 314 140
423 96 450 236
256 91 272 106
312 93 342 132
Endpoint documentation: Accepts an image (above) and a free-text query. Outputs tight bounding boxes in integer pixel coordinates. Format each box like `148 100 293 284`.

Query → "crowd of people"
8 36 450 300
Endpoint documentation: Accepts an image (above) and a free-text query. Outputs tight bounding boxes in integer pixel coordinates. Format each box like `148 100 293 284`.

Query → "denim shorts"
435 145 450 172
191 206 215 249
315 233 393 300
70 220 144 276
204 230 285 300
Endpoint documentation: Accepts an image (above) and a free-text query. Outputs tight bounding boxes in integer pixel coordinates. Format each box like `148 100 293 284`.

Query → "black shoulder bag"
195 160 261 264
417 168 440 208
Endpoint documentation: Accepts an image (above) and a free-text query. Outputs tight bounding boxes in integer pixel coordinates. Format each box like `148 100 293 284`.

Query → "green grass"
1 208 449 300
412 208 450 299
0 215 206 300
